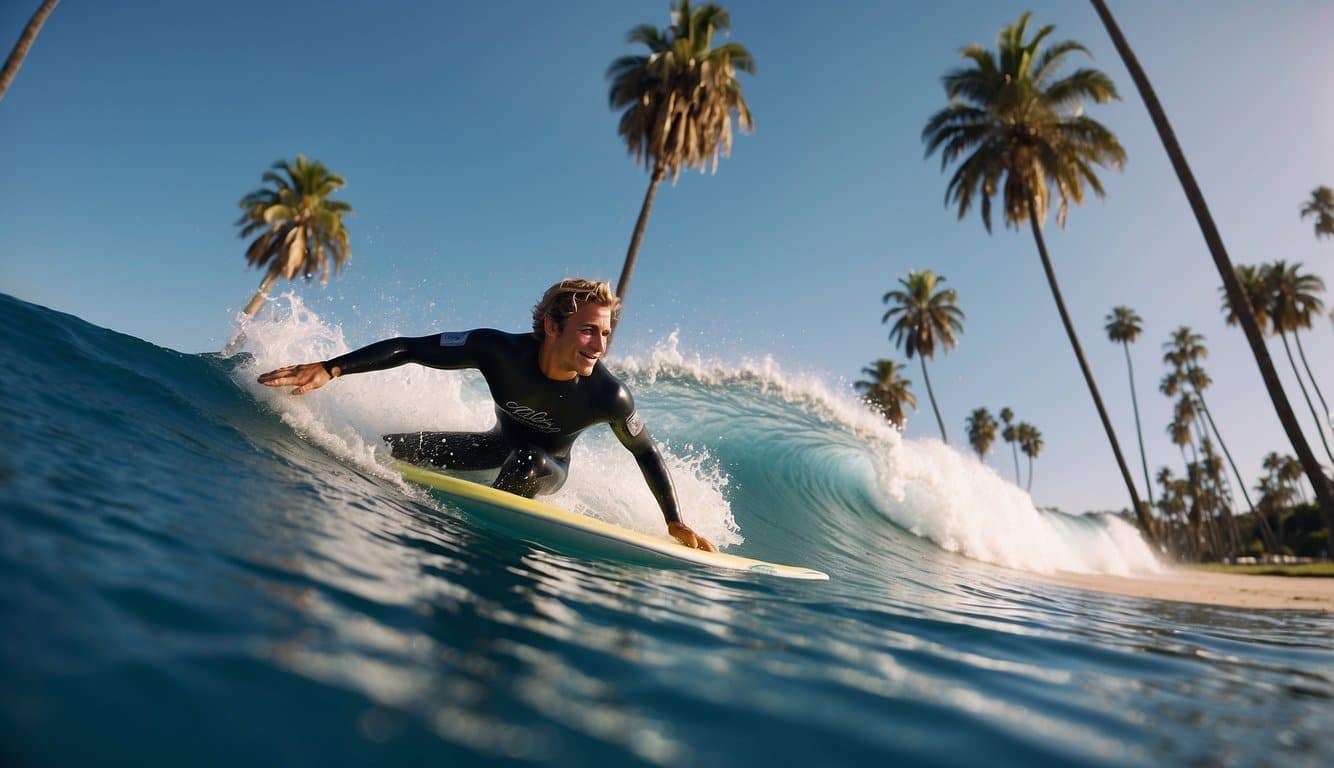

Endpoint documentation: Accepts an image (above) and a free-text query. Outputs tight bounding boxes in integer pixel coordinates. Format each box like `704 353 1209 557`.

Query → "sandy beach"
1039 568 1334 612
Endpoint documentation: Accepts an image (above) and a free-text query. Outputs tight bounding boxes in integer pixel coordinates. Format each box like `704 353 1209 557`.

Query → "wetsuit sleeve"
324 329 485 376
608 386 682 526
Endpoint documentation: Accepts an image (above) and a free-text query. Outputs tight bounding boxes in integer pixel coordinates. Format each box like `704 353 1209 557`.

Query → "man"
257 278 716 552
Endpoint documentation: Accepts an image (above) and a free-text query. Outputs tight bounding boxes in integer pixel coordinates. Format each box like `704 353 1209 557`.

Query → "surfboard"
394 461 829 580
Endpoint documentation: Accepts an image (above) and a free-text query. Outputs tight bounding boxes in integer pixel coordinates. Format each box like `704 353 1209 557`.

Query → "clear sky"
2 0 1332 514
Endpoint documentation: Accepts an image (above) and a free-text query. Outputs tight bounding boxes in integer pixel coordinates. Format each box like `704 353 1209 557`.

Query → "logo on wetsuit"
439 331 470 347
503 401 562 433
626 410 644 437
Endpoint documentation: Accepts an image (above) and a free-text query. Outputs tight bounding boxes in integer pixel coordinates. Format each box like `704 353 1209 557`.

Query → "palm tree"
1017 422 1044 492
233 156 352 321
881 270 964 443
855 359 917 429
0 0 58 103
922 12 1151 537
1301 186 1334 240
606 0 754 336
965 408 998 459
1105 306 1156 516
1162 326 1276 552
1089 0 1334 556
1000 407 1021 483
1268 261 1333 459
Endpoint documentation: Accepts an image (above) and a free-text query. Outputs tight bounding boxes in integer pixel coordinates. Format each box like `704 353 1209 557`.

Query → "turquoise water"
2 291 1330 767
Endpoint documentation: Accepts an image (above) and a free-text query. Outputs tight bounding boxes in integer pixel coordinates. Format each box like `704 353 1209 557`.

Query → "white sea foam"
229 294 1160 575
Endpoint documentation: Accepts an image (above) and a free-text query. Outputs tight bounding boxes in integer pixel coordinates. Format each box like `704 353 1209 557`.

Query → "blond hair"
531 278 622 338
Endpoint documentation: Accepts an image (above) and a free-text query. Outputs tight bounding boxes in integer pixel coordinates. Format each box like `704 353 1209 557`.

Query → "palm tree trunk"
1122 341 1156 512
1026 454 1034 492
0 0 59 103
1011 441 1021 485
1026 198 1151 540
1277 331 1334 464
1292 329 1333 432
242 271 280 318
610 163 667 346
1190 383 1278 552
1090 0 1334 557
917 355 948 443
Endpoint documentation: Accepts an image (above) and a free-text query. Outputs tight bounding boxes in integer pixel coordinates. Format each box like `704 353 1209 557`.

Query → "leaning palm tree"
965 408 998 460
1089 0 1334 556
1017 422 1044 492
922 12 1151 536
234 156 353 319
0 0 59 103
1268 261 1333 458
999 407 1021 483
606 0 754 335
855 359 917 429
1105 306 1156 516
1301 186 1334 240
881 270 964 443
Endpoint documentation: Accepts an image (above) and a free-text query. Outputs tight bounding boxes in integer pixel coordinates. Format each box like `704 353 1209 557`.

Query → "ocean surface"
2 291 1331 767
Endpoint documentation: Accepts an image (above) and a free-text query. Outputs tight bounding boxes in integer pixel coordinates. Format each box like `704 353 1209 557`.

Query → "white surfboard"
395 461 829 580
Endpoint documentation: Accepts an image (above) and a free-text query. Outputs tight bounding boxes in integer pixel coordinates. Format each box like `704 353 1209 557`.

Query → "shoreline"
1034 567 1334 613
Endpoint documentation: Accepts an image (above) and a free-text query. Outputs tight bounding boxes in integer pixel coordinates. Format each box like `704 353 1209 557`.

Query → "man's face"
547 302 611 377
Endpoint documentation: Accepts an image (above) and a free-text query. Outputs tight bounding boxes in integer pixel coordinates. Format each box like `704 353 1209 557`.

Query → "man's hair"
531 278 622 338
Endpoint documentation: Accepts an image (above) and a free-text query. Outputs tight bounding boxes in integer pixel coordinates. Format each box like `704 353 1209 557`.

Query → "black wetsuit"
324 329 681 524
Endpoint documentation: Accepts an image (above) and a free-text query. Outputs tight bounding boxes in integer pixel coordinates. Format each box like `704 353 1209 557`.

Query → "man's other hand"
257 362 332 395
668 521 717 552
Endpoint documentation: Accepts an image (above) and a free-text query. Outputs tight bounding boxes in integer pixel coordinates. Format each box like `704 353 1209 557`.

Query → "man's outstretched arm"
609 390 716 552
258 330 483 395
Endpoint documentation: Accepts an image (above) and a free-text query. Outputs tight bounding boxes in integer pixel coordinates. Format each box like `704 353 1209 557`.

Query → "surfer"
257 278 716 552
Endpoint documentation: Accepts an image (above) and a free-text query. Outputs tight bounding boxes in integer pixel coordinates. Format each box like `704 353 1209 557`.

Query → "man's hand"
257 362 333 395
668 521 716 552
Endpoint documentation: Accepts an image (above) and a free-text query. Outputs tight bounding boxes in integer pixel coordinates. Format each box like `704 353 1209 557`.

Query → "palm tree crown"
1301 186 1334 239
855 359 917 429
607 0 755 183
1104 306 1143 344
922 12 1125 231
1220 264 1273 332
965 408 998 458
1267 260 1325 335
881 270 964 360
236 156 352 290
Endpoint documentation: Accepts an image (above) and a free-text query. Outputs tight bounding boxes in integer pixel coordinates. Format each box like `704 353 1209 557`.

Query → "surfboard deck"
394 460 829 580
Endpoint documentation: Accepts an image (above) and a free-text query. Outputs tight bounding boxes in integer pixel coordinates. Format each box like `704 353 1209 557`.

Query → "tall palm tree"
855 359 917 429
1268 261 1333 458
1161 326 1276 552
234 156 353 319
1105 305 1156 516
1301 186 1334 240
965 407 998 459
1017 422 1044 492
606 0 754 336
881 270 964 443
1089 0 1334 556
922 12 1151 537
1000 406 1021 483
0 0 58 103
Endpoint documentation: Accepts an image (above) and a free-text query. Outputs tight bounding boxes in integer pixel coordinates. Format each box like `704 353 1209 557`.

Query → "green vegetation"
921 11 1150 535
855 360 916 430
234 156 353 319
1300 186 1333 240
881 270 963 443
965 408 997 460
1189 562 1334 578
606 0 754 336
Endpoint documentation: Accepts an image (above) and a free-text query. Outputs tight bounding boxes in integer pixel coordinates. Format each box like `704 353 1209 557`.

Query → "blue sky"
2 0 1332 513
